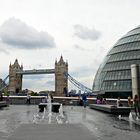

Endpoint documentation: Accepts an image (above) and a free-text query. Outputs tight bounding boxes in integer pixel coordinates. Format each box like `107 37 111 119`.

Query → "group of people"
95 94 140 117
96 96 106 104
117 95 140 117
26 93 54 105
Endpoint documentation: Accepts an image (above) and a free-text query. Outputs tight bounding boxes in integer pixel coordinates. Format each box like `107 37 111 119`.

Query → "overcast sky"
0 0 140 92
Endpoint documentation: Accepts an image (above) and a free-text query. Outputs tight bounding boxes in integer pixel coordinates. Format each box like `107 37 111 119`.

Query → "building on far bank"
92 25 140 98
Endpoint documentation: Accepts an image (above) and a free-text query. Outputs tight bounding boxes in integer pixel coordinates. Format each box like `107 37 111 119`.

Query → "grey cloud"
0 18 56 49
74 24 101 40
0 42 10 54
0 47 9 54
70 67 95 78
73 44 86 51
73 44 96 51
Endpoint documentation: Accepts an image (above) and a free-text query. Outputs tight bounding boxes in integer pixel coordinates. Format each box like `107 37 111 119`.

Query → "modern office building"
92 25 140 98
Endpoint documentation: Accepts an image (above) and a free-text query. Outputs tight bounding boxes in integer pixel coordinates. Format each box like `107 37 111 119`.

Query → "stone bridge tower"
8 59 23 94
55 56 68 96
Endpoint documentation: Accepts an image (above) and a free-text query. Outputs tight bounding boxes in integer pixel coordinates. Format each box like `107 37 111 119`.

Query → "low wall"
2 96 129 106
3 96 80 105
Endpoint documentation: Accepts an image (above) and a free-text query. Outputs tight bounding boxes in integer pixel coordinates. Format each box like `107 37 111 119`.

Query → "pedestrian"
0 93 3 101
26 94 31 104
6 95 10 104
133 95 140 116
100 96 103 104
82 94 88 108
50 94 54 102
128 96 133 107
116 97 123 107
42 95 48 103
96 95 100 104
102 98 107 104
79 95 83 106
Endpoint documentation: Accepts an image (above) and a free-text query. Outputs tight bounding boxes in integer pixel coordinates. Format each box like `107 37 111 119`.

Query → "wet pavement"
0 105 140 140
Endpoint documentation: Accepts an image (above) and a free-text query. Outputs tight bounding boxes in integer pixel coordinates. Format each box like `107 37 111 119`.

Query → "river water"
0 105 140 140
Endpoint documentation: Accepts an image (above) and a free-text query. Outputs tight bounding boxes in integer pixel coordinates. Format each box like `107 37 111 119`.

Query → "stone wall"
2 96 129 106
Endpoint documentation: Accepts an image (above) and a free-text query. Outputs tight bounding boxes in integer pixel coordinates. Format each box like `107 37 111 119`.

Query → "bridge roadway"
16 69 55 75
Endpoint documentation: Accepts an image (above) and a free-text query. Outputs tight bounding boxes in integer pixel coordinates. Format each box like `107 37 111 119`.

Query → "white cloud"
73 44 86 51
73 24 101 40
0 18 56 49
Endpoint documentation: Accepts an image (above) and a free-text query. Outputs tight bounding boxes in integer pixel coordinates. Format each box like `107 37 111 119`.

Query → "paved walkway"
0 105 140 140
7 124 95 140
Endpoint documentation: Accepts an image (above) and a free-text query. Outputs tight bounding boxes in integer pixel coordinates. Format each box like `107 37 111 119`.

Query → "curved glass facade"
92 25 140 98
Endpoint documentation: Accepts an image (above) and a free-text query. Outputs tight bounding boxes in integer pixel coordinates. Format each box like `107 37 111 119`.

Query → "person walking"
82 94 88 108
116 97 123 107
133 95 140 117
50 94 54 102
128 96 133 107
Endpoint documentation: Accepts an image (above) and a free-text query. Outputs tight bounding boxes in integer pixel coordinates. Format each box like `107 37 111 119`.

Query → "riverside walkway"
0 105 140 140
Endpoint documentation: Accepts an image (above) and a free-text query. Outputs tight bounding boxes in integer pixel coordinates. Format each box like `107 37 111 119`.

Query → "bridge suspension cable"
0 75 9 91
65 73 93 93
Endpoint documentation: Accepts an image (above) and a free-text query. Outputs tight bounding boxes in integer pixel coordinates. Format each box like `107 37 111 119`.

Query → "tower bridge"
1 56 68 96
0 56 93 96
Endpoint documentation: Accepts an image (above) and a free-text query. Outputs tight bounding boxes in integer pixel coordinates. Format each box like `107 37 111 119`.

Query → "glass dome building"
92 25 140 98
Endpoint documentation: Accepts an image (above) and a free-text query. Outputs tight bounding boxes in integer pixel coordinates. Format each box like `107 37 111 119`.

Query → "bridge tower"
55 56 68 96
8 59 23 94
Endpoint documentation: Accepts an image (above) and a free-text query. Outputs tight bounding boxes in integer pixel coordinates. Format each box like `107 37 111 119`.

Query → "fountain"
56 104 66 124
129 112 133 121
47 94 52 123
59 104 64 118
33 94 67 124
118 115 121 120
136 116 139 121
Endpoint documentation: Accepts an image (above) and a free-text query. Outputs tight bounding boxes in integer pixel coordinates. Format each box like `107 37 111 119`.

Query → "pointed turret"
13 59 20 68
55 58 57 65
14 59 18 64
21 63 23 69
57 55 66 65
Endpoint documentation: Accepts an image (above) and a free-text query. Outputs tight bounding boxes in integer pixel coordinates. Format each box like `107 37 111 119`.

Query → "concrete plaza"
0 105 140 140
7 124 95 140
